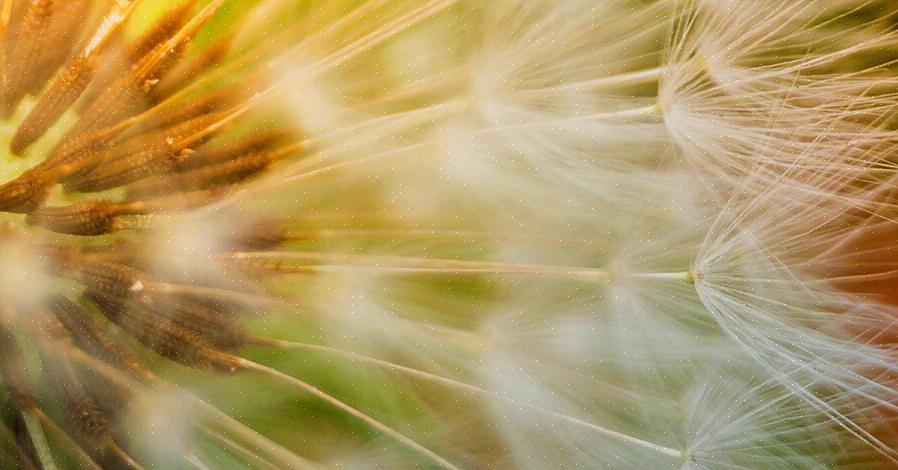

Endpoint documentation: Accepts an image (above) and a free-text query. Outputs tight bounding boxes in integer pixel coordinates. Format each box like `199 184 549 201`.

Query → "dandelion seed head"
0 0 896 467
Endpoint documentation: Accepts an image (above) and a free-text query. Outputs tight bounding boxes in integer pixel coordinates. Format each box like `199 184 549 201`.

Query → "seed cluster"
0 2 298 467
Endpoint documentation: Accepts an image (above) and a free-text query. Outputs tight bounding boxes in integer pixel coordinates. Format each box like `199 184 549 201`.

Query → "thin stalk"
187 453 214 470
260 339 685 460
281 228 605 246
205 428 283 470
237 358 462 470
524 66 666 94
227 251 693 284
22 411 58 470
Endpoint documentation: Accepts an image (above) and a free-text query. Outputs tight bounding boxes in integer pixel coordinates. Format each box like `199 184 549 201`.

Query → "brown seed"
2 0 54 117
123 85 240 140
45 295 148 378
230 219 289 250
139 292 249 350
35 311 123 458
26 200 123 236
26 0 90 95
41 347 112 444
85 290 240 372
11 55 97 154
43 123 128 172
0 171 52 213
175 129 288 171
46 247 147 297
152 33 234 101
128 0 196 62
0 322 37 411
130 151 276 197
66 143 182 193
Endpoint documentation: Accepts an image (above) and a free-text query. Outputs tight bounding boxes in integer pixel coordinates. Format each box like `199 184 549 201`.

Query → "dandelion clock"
0 0 897 468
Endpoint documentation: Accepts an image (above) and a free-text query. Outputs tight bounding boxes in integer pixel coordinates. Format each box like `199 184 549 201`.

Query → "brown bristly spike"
152 33 234 101
129 151 280 197
65 95 261 192
11 0 143 154
81 240 149 270
37 341 112 447
45 246 148 297
0 0 14 99
228 258 317 278
42 119 137 172
11 56 96 155
126 188 227 212
0 320 37 412
59 142 169 187
84 290 240 372
168 293 244 319
2 0 54 118
26 201 125 236
0 170 52 213
44 295 149 378
230 220 290 251
34 111 149 190
38 300 144 467
125 84 242 138
139 293 249 350
53 371 111 452
169 91 273 155
33 312 142 469
4 0 26 35
175 130 289 171
130 131 302 196
127 0 197 61
27 188 229 236
26 0 91 95
109 0 298 122
72 0 226 134
69 53 168 136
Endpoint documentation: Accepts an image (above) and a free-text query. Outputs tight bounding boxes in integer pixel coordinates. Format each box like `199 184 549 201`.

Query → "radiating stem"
524 66 667 94
205 428 283 470
228 251 693 284
186 453 214 470
22 411 58 470
259 340 685 460
238 358 462 470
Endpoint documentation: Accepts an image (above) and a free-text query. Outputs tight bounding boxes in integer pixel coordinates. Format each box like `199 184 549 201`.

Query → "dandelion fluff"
0 0 897 468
